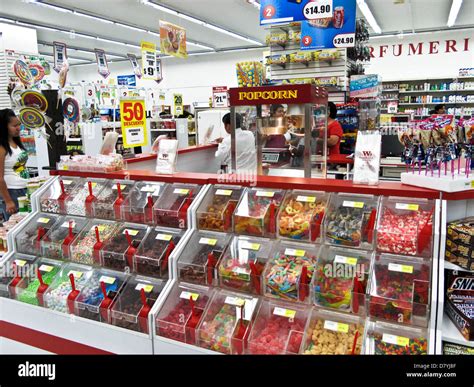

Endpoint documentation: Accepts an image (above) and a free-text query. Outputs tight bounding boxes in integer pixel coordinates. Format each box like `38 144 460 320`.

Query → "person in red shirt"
327 101 343 156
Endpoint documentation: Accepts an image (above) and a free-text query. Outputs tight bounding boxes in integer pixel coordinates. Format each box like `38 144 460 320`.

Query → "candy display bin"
41 216 89 260
301 309 366 355
313 246 373 315
365 320 428 355
93 180 136 221
368 254 431 327
15 258 63 306
155 282 214 345
14 213 61 256
218 235 275 295
277 190 329 243
73 268 129 323
176 230 232 286
122 181 165 224
110 276 165 333
233 187 286 238
263 240 320 303
100 223 149 272
134 227 185 279
376 197 435 258
64 179 107 217
153 183 202 229
196 185 243 232
196 289 259 354
0 253 37 299
324 193 379 249
39 177 83 214
43 263 94 314
69 219 118 266
246 299 310 354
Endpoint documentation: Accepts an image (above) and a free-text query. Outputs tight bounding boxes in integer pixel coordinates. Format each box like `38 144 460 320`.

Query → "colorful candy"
197 187 241 232
372 333 427 355
70 222 117 265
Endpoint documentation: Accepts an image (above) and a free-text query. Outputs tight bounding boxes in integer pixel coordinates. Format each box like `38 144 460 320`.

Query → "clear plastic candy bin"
0 253 37 299
122 181 165 224
376 197 435 258
368 253 431 327
39 177 83 214
197 289 259 354
324 193 379 249
41 216 89 260
93 180 136 221
313 246 373 315
277 190 329 243
301 309 365 355
218 235 275 295
64 179 107 217
100 223 149 272
111 276 165 333
177 230 232 286
15 213 61 256
247 299 310 354
233 187 286 238
153 183 202 229
196 185 243 232
156 282 214 345
134 227 185 279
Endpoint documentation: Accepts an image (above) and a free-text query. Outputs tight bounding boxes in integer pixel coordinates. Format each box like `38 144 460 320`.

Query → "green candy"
17 268 60 306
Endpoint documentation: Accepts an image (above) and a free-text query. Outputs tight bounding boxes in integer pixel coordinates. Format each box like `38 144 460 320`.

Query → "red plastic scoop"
232 303 248 355
206 252 216 285
268 202 276 234
299 265 308 302
113 183 125 219
35 226 46 252
365 209 377 244
125 230 137 269
351 330 360 355
138 288 151 333
145 195 154 223
58 179 68 212
99 281 114 322
62 221 75 257
36 268 49 307
93 226 103 264
67 273 80 314
85 181 96 216
8 262 22 297
311 210 325 242
185 295 202 344
178 191 193 229
249 261 261 295
161 239 175 273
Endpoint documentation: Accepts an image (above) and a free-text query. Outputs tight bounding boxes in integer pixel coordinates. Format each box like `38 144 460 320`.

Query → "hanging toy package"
353 131 382 185
156 139 178 175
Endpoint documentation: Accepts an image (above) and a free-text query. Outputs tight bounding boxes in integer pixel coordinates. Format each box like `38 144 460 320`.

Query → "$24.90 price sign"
304 0 333 19
120 99 148 148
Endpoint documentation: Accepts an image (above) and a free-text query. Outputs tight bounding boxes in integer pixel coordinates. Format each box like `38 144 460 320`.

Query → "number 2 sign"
120 99 148 148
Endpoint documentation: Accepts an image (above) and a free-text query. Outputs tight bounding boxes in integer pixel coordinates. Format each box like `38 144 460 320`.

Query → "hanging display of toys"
63 98 80 123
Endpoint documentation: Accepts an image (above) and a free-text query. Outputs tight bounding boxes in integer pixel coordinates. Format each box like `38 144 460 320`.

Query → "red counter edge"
125 144 218 165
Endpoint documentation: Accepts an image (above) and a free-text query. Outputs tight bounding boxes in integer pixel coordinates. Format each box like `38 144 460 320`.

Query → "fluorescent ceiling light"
74 11 114 24
32 2 73 13
247 0 261 9
447 0 463 27
357 0 381 34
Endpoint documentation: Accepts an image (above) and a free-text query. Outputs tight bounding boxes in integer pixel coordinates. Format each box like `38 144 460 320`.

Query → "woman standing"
0 109 29 220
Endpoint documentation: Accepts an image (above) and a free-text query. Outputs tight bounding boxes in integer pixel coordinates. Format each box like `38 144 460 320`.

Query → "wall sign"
349 75 380 98
141 41 157 80
212 86 229 108
120 99 148 148
117 74 137 86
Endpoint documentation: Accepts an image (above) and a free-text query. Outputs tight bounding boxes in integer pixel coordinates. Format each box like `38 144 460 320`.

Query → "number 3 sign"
120 99 148 148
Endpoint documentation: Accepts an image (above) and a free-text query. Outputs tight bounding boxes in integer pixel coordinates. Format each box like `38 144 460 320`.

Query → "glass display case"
155 282 214 345
376 197 435 258
93 180 136 221
313 246 373 315
64 179 107 217
0 254 37 298
153 183 201 229
358 99 381 131
197 289 259 354
233 187 286 238
277 190 329 242
122 181 165 224
247 299 310 354
110 276 165 333
177 230 231 286
218 235 275 295
134 227 185 279
324 193 379 249
100 223 149 271
41 216 89 260
196 185 243 232
301 309 365 355
39 177 83 214
368 254 431 327
263 240 319 304
15 213 61 256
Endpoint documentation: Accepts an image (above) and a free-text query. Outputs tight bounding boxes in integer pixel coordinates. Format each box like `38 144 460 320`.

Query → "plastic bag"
151 134 169 154
155 139 178 175
100 131 119 155
353 130 382 185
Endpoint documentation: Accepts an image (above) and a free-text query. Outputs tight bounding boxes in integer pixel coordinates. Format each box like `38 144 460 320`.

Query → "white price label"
382 333 410 347
199 237 217 246
180 291 199 301
343 200 364 209
141 185 158 193
39 264 54 273
273 307 296 319
334 255 358 266
174 188 190 195
68 270 83 279
135 283 153 293
15 259 27 267
296 195 316 203
112 184 127 191
225 296 246 306
233 267 251 276
284 248 305 257
156 233 172 241
123 229 139 236
333 33 356 48
99 276 116 285
124 126 145 146
304 0 333 20
395 203 420 211
324 320 349 333
62 180 73 185
388 263 414 274
241 242 261 251
256 191 274 198
216 189 233 196
61 221 76 228
37 217 50 224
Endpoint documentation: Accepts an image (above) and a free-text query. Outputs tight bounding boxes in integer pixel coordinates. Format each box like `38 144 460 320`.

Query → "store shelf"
151 129 176 132
399 102 474 106
380 99 399 101
399 89 474 94
442 313 474 348
444 260 474 273
381 89 399 92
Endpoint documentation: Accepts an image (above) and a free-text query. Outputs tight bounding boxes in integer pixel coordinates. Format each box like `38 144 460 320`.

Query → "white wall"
0 23 38 54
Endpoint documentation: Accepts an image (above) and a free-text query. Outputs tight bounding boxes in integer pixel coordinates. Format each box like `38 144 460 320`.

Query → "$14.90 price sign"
304 0 333 19
120 99 148 148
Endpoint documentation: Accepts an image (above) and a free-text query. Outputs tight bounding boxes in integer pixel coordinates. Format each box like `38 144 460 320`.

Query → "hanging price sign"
304 0 333 19
212 86 229 108
174 93 183 116
141 41 157 80
120 99 148 148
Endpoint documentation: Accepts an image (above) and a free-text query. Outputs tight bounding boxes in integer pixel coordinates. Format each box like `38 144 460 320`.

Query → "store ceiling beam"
37 42 127 60
357 0 382 34
447 0 463 27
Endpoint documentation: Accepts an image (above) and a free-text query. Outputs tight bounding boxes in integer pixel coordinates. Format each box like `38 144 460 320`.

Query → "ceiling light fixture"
247 0 261 9
74 11 114 24
447 0 463 27
356 0 381 34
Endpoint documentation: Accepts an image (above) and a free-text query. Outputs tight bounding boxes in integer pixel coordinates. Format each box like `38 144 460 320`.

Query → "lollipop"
63 98 80 123
21 90 48 112
28 63 45 83
19 107 45 129
13 60 33 87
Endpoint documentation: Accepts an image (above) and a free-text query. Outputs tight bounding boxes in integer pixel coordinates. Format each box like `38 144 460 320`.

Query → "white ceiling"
0 0 473 65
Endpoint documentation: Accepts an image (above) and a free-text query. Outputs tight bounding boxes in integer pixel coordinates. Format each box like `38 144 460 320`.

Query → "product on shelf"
69 220 118 265
265 31 288 46
266 54 288 66
73 268 128 323
445 270 474 341
218 236 275 295
302 309 365 355
134 227 185 279
122 181 165 224
14 213 61 256
376 197 434 257
233 187 286 238
446 217 474 271
324 193 379 249
101 223 149 271
236 61 265 88
177 230 231 286
263 241 319 303
57 154 124 173
41 216 89 260
155 282 213 345
366 321 428 355
443 342 474 355
368 254 431 326
277 190 328 242
93 180 135 221
0 254 37 299
64 179 107 217
314 49 341 62
110 276 165 333
288 28 301 44
247 299 309 354
197 290 259 354
196 185 243 232
153 183 201 229
289 51 312 64
313 246 372 314
0 213 28 252
39 177 83 214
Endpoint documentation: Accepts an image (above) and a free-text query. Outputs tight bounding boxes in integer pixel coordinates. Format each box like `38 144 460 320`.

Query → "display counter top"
125 144 218 165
